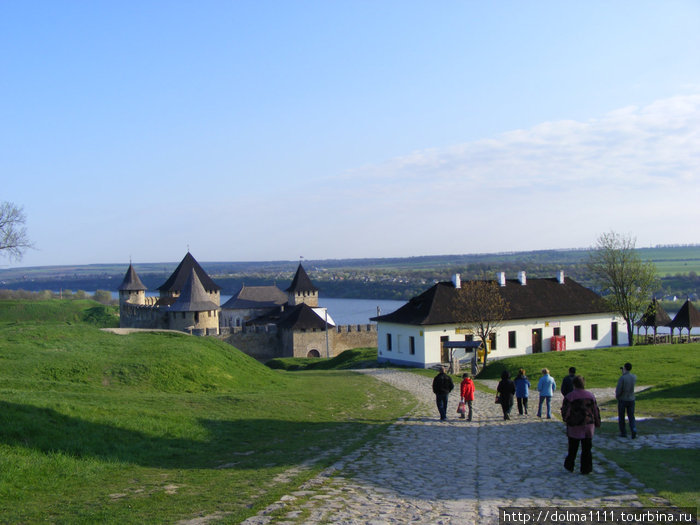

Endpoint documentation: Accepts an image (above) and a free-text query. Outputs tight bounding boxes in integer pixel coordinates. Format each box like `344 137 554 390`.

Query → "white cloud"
294 93 700 256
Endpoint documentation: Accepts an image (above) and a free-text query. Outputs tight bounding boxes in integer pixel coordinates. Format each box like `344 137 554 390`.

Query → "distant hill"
1 245 698 301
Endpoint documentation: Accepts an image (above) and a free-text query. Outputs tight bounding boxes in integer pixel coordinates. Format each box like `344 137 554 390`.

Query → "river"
110 291 405 326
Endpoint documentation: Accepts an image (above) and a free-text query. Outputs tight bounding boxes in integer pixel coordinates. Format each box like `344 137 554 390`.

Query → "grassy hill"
0 300 413 523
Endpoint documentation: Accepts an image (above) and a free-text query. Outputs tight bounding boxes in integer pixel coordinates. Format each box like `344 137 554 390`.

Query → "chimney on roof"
558 270 565 284
452 274 461 289
518 271 527 286
497 272 506 287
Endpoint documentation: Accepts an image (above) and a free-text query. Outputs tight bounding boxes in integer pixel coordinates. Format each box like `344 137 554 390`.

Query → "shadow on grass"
635 380 700 401
0 401 385 469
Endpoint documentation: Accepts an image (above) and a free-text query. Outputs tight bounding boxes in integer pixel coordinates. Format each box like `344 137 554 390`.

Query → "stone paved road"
241 370 688 525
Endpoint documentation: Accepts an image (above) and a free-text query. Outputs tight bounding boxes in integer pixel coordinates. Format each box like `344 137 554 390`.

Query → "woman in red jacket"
460 373 475 421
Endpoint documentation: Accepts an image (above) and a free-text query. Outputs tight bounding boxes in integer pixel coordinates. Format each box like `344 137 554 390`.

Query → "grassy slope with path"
0 300 414 524
1 299 697 519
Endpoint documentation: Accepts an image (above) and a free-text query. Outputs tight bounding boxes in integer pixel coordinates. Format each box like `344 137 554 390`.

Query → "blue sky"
2 1 699 268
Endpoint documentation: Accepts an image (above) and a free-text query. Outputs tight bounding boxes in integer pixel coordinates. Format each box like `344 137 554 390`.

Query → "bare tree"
453 280 510 366
0 201 33 261
587 231 658 346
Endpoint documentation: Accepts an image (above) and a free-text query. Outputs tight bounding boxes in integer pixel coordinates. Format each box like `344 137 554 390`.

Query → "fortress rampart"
218 323 377 361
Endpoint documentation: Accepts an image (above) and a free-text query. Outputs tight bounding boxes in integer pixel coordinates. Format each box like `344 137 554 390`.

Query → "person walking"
616 362 637 438
561 366 576 397
537 368 556 419
460 373 475 421
514 368 530 415
432 366 454 421
496 370 516 420
561 375 601 474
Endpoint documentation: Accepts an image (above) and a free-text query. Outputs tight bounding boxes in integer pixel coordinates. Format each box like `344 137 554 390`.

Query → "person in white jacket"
537 368 556 419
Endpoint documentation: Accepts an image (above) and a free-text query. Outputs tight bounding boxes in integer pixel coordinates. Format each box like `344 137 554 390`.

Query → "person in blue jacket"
514 368 531 415
537 368 556 419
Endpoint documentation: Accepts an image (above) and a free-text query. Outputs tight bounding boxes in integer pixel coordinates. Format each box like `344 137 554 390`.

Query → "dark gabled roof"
277 303 328 331
667 299 700 329
285 264 318 294
221 285 287 310
158 252 220 294
168 269 220 312
637 299 672 327
499 277 609 319
118 264 147 291
371 277 610 326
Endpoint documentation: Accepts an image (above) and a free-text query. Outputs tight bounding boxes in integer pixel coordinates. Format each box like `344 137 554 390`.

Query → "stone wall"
219 326 281 362
168 309 219 335
333 324 377 354
219 324 377 361
119 303 165 329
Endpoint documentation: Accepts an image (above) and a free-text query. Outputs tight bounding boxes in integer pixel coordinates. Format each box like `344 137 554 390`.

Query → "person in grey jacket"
615 362 637 438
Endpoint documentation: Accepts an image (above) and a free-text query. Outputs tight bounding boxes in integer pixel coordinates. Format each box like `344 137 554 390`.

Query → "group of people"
495 367 559 420
432 362 639 474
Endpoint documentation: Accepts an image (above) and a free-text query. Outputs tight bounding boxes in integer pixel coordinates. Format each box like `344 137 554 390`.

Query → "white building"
372 272 628 368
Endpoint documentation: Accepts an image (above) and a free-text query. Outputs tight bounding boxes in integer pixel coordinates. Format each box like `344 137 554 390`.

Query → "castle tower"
118 263 147 327
167 268 220 334
157 252 220 306
285 263 318 307
118 263 147 306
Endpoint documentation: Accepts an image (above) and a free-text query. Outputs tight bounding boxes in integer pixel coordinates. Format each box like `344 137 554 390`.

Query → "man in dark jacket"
432 366 454 420
561 367 576 397
561 375 601 474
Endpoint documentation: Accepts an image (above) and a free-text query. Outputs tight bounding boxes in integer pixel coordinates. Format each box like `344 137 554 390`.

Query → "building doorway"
611 322 618 346
307 349 321 358
532 329 543 353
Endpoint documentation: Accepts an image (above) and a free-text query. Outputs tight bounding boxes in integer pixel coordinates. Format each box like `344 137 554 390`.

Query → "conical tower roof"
169 269 220 312
638 298 672 327
285 263 318 293
667 299 700 329
158 252 220 294
118 263 147 291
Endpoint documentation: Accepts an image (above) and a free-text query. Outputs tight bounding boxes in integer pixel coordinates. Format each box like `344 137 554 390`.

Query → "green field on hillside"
2 299 698 520
0 300 413 523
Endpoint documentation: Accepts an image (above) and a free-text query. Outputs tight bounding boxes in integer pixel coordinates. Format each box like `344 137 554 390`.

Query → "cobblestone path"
241 370 687 525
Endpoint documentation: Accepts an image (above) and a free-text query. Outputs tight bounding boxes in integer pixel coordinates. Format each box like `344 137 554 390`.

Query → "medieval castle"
118 252 376 360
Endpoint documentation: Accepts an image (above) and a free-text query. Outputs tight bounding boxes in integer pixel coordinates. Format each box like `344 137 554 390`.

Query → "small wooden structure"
636 298 672 344
667 299 700 343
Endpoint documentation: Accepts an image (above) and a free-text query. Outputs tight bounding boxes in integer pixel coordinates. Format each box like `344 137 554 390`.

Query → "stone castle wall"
219 324 377 361
219 325 281 362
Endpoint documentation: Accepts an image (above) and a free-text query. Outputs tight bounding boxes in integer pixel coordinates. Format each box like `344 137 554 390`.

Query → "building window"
387 333 392 351
409 336 415 355
591 324 599 340
508 331 516 348
553 327 561 336
574 325 581 342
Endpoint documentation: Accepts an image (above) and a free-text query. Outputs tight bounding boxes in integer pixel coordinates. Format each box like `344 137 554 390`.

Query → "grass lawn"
0 300 414 523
